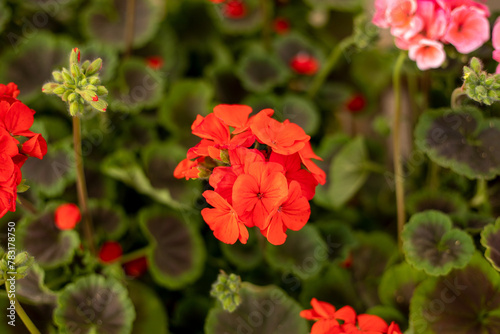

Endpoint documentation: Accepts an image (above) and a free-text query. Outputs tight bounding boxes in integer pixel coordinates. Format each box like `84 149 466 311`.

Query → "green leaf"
264 225 327 280
278 95 320 135
16 263 58 305
304 0 363 11
101 150 189 210
402 210 475 276
89 200 128 242
365 305 407 330
406 189 468 216
314 220 357 263
54 274 135 334
158 80 213 141
18 203 80 269
138 207 205 289
330 136 369 208
409 252 500 334
378 262 427 316
480 218 500 271
0 1 10 34
415 107 500 180
205 282 308 334
21 140 76 198
79 44 119 82
128 281 168 334
220 229 263 271
81 0 165 50
236 46 289 93
109 58 164 113
0 32 73 103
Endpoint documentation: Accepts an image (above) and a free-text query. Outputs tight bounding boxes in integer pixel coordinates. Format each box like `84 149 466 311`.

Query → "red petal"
263 214 287 245
99 241 123 263
2 101 34 135
311 298 337 318
191 113 230 144
335 306 357 325
0 153 15 183
357 314 388 332
54 203 81 230
213 104 252 128
21 133 47 159
311 319 342 334
279 181 310 231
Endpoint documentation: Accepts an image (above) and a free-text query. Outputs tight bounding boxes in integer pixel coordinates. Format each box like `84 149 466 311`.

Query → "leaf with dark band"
415 107 500 180
409 252 500 334
205 283 308 334
54 275 135 334
18 203 80 269
407 189 468 216
402 211 475 276
480 218 500 272
139 207 205 289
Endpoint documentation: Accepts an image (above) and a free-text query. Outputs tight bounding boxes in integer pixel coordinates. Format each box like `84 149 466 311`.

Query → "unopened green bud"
52 71 64 82
71 63 81 78
77 89 98 102
81 60 90 71
90 99 107 112
475 85 487 98
67 93 77 102
88 76 100 85
470 57 482 73
86 58 102 76
79 78 88 86
14 252 28 266
70 47 80 66
62 90 71 102
62 69 73 83
69 101 80 116
485 76 495 86
42 82 60 94
96 86 108 96
53 85 66 95
86 84 97 91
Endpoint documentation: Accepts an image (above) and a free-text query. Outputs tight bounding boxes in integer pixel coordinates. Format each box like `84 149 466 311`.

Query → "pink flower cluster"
493 18 500 73
373 0 491 70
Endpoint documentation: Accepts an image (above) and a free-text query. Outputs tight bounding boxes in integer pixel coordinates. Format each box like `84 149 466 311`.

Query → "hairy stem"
117 247 150 264
124 0 137 57
393 52 406 251
73 116 96 255
5 279 41 334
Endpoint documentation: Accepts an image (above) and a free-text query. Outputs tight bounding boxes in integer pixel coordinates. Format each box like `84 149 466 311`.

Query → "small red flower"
290 53 319 75
146 55 164 70
54 203 81 230
346 94 366 113
98 241 123 263
300 298 357 334
273 17 290 34
223 0 246 19
0 100 36 138
124 256 148 277
0 83 20 98
21 133 48 159
202 190 249 244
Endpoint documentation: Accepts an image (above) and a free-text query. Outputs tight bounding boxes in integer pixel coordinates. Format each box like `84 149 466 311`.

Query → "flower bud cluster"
463 57 500 106
210 271 242 313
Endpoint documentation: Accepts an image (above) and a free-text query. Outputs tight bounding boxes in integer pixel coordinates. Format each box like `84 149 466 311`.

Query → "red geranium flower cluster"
301 298 402 334
174 104 325 245
0 83 47 218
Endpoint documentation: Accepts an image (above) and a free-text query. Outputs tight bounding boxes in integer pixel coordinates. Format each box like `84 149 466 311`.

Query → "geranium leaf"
402 210 475 276
21 140 76 198
236 46 289 93
409 252 500 334
304 0 362 11
278 95 320 135
81 0 165 50
407 189 468 216
315 220 357 262
274 33 322 66
365 305 407 330
415 107 500 180
139 207 205 289
205 282 308 334
220 229 263 270
17 264 58 305
480 218 500 272
18 203 80 269
54 274 135 334
330 136 369 208
378 262 427 316
264 225 327 280
79 44 119 82
128 281 168 334
109 58 164 113
89 200 128 242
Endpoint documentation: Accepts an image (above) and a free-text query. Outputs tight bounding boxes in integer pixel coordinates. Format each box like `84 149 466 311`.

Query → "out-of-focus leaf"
278 95 320 135
409 252 500 334
89 199 127 242
315 220 357 263
17 263 58 305
139 207 205 289
220 229 263 270
415 107 500 180
406 189 468 216
480 218 500 272
18 203 80 269
128 281 168 334
402 210 475 276
54 274 135 334
0 0 10 34
205 282 308 334
304 0 363 11
264 225 327 280
81 0 165 50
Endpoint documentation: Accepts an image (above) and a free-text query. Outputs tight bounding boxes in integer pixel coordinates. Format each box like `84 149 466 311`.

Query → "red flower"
213 104 253 130
262 181 310 245
290 53 319 75
0 100 36 138
209 0 226 2
342 314 388 333
223 0 246 19
299 142 326 185
346 94 366 113
250 112 310 155
387 322 402 334
202 190 249 244
124 256 148 277
274 17 290 34
0 83 20 98
146 55 164 70
300 298 357 334
21 133 48 159
269 152 318 200
232 161 288 229
54 203 81 230
99 241 123 263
